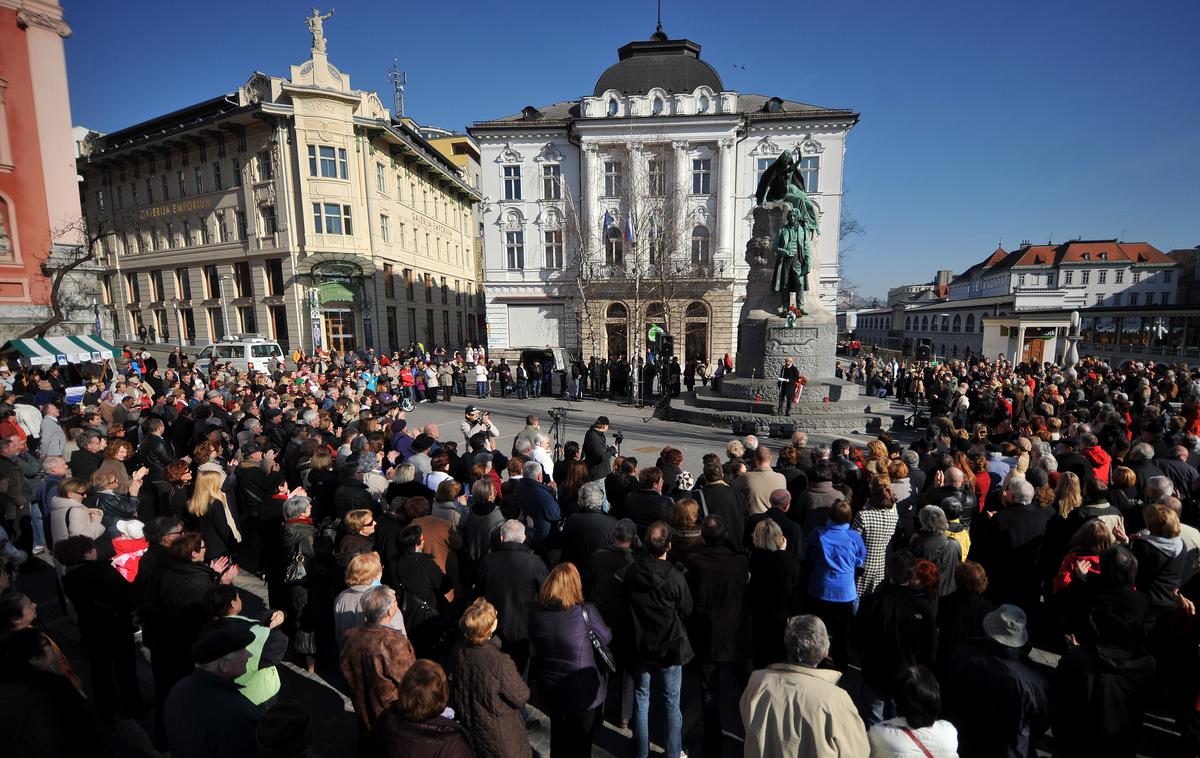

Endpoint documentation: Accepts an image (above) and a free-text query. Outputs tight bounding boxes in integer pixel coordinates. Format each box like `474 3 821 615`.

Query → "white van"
195 334 286 376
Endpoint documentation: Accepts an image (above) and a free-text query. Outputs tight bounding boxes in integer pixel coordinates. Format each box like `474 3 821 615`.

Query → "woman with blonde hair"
332 551 389 648
528 562 613 756
864 439 891 477
1038 471 1083 595
748 517 801 667
181 469 240 561
451 598 530 758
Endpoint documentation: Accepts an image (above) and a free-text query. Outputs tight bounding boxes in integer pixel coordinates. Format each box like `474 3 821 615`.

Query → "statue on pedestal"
306 7 334 54
754 149 820 314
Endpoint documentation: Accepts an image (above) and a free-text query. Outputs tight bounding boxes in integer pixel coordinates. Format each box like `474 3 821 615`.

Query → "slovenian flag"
624 209 636 243
602 209 614 233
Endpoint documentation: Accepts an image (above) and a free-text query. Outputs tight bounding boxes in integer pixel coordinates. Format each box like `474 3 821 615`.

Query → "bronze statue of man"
773 208 809 312
757 150 819 314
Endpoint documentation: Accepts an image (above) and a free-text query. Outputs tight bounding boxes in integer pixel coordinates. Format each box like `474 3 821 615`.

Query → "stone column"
715 138 735 262
671 140 690 253
627 142 645 271
1013 325 1025 365
580 143 599 261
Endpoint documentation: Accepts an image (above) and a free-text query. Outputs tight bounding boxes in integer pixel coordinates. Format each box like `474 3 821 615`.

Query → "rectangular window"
238 306 257 334
166 223 176 250
181 221 191 247
1064 271 1073 285
1133 271 1141 283
1129 292 1139 306
131 184 138 205
199 218 210 245
441 277 448 304
338 148 348 179
177 170 187 197
204 265 220 298
505 231 525 270
1081 270 1091 285
1017 274 1026 286
258 150 273 182
126 273 141 302
161 174 170 201
542 165 561 200
1095 293 1104 305
1115 269 1125 284
1165 271 1174 284
212 162 223 191
234 261 252 297
604 161 623 196
194 166 204 194
648 159 666 196
380 214 390 243
403 268 414 299
386 307 399 352
260 205 277 236
265 259 284 296
544 229 563 269
799 156 820 193
376 163 386 193
755 157 774 185
503 165 522 200
424 273 433 303
235 210 247 240
342 205 353 235
145 178 154 204
384 264 395 299
176 267 191 299
398 222 406 248
691 158 712 194
1162 292 1171 305
217 213 229 243
232 158 241 187
426 310 435 345
1098 270 1107 284
150 270 164 301
270 306 288 350
208 307 225 342
181 308 196 343
102 275 114 305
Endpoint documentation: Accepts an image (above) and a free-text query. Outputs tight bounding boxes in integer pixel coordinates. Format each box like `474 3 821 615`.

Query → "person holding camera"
460 405 500 448
584 416 619 482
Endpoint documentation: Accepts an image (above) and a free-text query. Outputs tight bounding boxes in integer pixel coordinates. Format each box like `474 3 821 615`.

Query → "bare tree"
19 217 107 338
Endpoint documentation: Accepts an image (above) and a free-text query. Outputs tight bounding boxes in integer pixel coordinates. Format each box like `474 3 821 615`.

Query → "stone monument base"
735 311 837 401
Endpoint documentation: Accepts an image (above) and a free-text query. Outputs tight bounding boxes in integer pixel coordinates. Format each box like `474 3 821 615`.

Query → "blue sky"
63 0 1199 299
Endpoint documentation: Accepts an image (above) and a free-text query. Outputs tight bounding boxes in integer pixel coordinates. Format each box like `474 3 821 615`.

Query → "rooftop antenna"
388 58 407 118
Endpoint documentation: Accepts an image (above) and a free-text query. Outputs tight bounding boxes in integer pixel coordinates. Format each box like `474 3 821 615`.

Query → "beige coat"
740 663 869 758
734 468 788 515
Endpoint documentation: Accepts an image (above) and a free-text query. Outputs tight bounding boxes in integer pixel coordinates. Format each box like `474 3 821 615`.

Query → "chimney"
934 269 954 286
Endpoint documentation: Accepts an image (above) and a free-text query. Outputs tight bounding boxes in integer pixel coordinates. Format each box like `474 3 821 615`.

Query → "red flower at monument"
786 305 803 317
798 375 809 386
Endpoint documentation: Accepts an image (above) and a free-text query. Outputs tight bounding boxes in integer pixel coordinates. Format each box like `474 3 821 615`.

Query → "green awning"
318 281 357 304
0 335 117 366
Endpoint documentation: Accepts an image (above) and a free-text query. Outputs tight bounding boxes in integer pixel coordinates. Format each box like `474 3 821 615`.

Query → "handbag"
283 544 308 585
580 605 616 674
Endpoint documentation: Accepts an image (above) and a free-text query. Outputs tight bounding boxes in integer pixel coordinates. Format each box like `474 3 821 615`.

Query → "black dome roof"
593 33 723 97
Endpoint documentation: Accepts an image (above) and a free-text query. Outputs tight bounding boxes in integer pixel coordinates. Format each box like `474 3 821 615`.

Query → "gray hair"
500 519 526 544
815 444 831 460
515 437 534 455
1038 455 1058 474
41 455 67 474
744 435 759 450
1146 475 1175 502
1006 478 1035 505
783 614 830 667
522 460 543 480
283 496 312 519
243 418 261 432
302 409 319 427
393 463 417 484
533 432 550 447
919 505 949 532
1129 443 1155 463
901 449 920 467
726 440 745 458
360 586 396 624
356 453 379 475
579 481 606 512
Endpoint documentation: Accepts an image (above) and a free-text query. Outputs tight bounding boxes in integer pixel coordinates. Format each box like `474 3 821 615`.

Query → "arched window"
905 316 912 330
698 94 710 113
605 226 623 265
647 302 666 321
979 315 986 333
652 97 664 115
921 316 928 331
952 315 961 332
606 302 628 320
691 226 711 264
965 314 975 333
940 343 946 357
686 301 709 318
930 316 937 332
685 301 710 360
605 302 629 360
952 344 959 357
607 98 619 117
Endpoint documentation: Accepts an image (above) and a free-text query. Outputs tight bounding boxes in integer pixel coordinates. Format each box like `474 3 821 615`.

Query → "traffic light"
657 333 675 358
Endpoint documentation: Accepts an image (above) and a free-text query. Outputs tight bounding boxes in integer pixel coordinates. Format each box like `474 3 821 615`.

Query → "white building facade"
469 30 857 360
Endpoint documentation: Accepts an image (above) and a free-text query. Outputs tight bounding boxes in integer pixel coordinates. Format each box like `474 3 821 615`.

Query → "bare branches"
18 216 107 339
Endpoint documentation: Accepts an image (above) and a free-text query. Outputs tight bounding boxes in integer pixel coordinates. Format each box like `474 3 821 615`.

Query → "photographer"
459 405 500 448
584 416 619 481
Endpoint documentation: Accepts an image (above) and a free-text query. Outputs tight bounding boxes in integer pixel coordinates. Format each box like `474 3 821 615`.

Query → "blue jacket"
514 477 560 544
805 522 866 603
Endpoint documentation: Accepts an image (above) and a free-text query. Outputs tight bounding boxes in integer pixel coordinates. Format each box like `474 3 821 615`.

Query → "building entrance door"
323 308 356 354
1021 337 1045 364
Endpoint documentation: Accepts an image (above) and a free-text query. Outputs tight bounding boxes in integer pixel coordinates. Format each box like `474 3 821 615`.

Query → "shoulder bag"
580 605 616 674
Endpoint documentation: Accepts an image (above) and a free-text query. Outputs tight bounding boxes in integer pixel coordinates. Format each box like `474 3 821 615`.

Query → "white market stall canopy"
0 335 117 366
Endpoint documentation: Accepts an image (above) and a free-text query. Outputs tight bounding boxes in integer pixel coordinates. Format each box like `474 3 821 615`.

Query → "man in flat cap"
164 625 262 758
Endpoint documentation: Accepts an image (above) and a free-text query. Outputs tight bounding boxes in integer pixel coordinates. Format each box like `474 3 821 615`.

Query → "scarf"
286 515 314 526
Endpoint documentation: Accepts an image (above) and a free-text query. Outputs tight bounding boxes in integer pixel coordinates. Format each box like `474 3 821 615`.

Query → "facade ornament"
16 9 72 38
306 8 334 54
717 138 735 151
671 140 690 153
751 136 780 156
535 142 564 163
496 142 523 164
799 133 825 154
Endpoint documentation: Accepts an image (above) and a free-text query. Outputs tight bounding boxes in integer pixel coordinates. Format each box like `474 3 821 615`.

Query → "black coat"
156 560 221 682
747 548 801 667
61 560 137 651
623 555 693 667
698 482 747 548
559 511 617 586
852 582 937 693
182 498 239 560
583 427 613 481
948 641 1050 758
334 479 376 519
479 542 548 644
683 544 749 663
136 433 176 483
164 669 261 758
0 669 108 758
235 464 285 521
623 488 673 534
1051 643 1156 758
935 588 994 675
68 448 105 482
745 509 804 561
975 503 1049 609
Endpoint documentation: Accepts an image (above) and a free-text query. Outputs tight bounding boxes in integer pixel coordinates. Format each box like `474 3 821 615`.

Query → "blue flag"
601 209 614 233
624 209 636 244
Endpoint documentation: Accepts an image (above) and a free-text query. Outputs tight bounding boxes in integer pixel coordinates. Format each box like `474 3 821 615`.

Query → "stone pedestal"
736 313 837 401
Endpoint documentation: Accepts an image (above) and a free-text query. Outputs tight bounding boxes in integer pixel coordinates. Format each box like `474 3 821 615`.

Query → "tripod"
642 392 673 423
548 410 569 461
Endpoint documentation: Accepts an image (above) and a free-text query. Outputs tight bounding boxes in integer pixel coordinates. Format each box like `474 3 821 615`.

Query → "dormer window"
1081 253 1090 260
652 97 664 115
698 94 710 113
607 98 619 117
764 97 784 113
1099 252 1108 260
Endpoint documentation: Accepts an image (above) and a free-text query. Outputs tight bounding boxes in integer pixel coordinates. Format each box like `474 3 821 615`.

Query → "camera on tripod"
613 430 625 445
548 407 568 421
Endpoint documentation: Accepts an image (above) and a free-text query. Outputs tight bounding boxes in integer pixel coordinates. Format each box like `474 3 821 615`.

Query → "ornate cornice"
17 8 72 38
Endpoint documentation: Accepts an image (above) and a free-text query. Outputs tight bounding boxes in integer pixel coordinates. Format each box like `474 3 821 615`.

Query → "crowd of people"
0 345 1198 758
